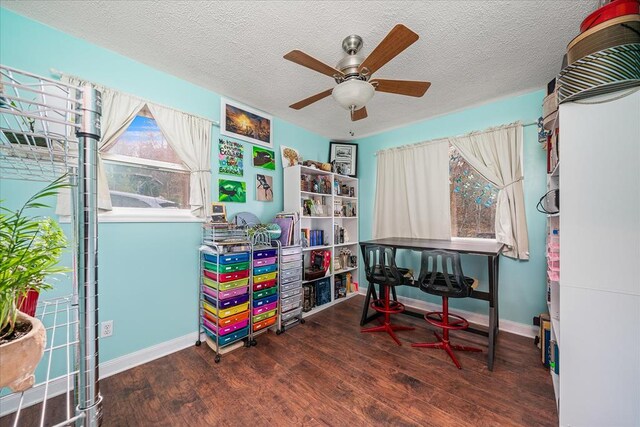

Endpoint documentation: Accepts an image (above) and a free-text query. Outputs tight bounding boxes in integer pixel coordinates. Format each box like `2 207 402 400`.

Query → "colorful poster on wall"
252 146 276 170
218 139 244 176
219 179 246 203
256 174 273 202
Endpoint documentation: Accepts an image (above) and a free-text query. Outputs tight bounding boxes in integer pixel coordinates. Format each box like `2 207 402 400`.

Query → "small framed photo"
221 98 273 148
329 141 357 177
211 203 227 223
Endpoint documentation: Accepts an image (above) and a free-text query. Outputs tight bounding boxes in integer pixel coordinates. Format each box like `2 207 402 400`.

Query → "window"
102 108 190 210
449 145 497 239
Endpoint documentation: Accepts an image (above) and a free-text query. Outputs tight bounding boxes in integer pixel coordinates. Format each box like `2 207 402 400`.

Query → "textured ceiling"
3 0 596 140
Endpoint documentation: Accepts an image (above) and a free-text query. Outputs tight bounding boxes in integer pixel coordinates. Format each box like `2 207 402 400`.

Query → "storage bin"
218 302 250 318
281 260 302 271
203 252 250 265
281 246 302 256
281 253 302 264
202 276 249 291
202 284 248 300
203 269 249 283
204 325 249 347
281 272 302 285
253 271 277 284
253 264 278 275
253 301 278 316
281 267 302 281
203 310 248 327
253 256 277 267
252 309 277 323
252 294 278 308
203 293 249 309
203 260 250 273
253 286 278 300
202 317 249 336
252 279 277 292
281 294 302 312
281 280 302 293
281 286 302 300
252 316 276 332
281 307 302 322
253 248 278 259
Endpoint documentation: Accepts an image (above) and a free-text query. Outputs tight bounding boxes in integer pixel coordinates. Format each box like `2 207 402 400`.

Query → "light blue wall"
354 90 548 325
0 8 329 365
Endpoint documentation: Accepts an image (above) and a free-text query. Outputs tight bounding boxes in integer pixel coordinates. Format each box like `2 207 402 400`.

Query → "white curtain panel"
449 123 529 259
373 139 451 240
148 104 212 217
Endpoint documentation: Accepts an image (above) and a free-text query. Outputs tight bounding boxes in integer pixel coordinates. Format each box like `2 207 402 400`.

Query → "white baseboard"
357 288 537 338
0 331 199 417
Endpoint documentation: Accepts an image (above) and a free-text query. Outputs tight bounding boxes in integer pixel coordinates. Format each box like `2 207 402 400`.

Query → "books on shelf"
274 211 300 246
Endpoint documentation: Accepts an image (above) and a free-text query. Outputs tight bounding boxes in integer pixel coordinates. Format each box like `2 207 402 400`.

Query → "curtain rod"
375 120 536 156
49 68 220 127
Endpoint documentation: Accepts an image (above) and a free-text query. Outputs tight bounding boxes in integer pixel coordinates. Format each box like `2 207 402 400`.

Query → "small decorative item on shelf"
339 248 352 270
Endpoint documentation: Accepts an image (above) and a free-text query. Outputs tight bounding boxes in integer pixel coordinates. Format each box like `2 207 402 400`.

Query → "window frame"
448 144 497 241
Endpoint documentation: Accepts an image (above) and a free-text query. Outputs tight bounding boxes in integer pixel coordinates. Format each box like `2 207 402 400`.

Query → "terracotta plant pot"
0 311 46 392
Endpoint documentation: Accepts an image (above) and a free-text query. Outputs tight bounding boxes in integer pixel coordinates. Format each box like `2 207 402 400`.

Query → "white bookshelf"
284 165 359 317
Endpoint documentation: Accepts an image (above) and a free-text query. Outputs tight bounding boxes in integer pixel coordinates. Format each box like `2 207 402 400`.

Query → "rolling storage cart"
276 244 304 334
251 236 279 340
197 224 252 363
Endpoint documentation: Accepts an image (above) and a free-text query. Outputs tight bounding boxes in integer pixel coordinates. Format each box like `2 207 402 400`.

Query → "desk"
359 237 504 371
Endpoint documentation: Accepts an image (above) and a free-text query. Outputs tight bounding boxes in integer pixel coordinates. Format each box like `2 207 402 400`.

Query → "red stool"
411 250 482 369
360 245 414 346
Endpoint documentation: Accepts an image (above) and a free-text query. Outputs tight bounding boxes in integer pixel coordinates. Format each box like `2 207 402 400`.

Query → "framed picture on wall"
329 141 357 177
220 98 273 149
211 202 227 223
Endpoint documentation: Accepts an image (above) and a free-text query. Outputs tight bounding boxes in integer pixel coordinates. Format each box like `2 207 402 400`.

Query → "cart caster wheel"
214 355 221 363
276 329 282 335
244 340 251 348
195 340 202 347
300 319 306 324
251 339 257 346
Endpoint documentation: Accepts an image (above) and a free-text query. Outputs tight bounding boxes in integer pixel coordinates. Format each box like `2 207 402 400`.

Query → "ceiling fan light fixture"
331 79 375 110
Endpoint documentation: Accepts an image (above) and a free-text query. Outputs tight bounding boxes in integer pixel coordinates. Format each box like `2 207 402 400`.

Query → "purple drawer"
253 256 277 267
202 285 248 300
252 301 278 316
253 248 278 259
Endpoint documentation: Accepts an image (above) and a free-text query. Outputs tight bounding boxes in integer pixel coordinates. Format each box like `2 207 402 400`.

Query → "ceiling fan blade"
284 50 344 78
289 89 333 110
351 107 368 121
371 79 431 97
359 24 419 75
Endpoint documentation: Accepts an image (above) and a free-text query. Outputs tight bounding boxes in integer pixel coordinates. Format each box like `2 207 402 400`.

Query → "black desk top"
359 237 504 256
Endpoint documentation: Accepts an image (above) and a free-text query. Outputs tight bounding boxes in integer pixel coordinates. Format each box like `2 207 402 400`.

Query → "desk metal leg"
487 255 499 371
494 255 500 335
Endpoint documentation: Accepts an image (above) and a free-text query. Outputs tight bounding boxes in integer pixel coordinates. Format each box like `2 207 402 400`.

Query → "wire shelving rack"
0 64 103 426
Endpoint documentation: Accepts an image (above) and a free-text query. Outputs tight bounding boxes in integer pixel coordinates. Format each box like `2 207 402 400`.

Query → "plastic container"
281 307 302 322
253 248 278 259
202 276 249 291
281 294 302 312
204 325 249 347
281 286 302 300
218 302 250 318
203 309 248 327
203 293 249 309
252 301 277 316
281 246 302 256
253 279 277 292
202 284 248 300
281 253 302 264
253 256 277 267
253 264 278 275
252 316 276 332
203 269 249 283
253 271 277 284
203 260 250 273
281 260 302 271
253 286 278 300
203 252 250 265
252 294 278 308
202 317 249 336
252 309 276 323
281 267 302 281
281 280 302 293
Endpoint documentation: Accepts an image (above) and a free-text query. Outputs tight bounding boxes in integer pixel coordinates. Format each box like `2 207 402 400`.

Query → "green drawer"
203 261 249 273
253 309 277 323
253 286 278 300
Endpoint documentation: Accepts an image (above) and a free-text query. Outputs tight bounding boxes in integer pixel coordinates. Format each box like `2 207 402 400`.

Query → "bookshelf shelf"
284 165 359 316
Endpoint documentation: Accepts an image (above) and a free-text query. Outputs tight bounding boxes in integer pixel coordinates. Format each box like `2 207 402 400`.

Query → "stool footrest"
424 311 469 330
370 299 405 315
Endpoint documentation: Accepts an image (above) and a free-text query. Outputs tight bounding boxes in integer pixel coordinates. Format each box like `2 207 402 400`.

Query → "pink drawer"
253 256 277 267
252 301 278 316
202 317 249 336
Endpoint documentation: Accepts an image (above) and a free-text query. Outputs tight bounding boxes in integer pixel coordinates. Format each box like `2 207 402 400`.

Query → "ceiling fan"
284 24 431 122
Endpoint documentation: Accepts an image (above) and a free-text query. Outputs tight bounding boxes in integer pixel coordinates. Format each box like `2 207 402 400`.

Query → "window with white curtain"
449 145 498 239
101 107 190 210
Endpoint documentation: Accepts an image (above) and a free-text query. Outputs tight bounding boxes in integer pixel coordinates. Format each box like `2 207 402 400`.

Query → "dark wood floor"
3 295 558 426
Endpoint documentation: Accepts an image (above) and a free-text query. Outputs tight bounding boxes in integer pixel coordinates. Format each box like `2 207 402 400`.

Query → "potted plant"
0 176 69 392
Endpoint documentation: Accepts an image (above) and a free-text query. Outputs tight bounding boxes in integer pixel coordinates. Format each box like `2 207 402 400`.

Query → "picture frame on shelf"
211 202 227 223
329 141 357 177
220 97 273 148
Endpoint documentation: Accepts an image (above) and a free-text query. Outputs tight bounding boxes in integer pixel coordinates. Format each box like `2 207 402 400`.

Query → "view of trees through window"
105 112 189 209
449 145 497 238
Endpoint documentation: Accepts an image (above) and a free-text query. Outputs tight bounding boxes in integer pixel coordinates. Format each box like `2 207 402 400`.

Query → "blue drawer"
252 293 278 308
204 325 249 347
203 252 250 265
253 264 278 275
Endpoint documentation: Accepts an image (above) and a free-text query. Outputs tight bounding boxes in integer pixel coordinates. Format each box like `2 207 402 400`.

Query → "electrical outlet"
100 320 113 338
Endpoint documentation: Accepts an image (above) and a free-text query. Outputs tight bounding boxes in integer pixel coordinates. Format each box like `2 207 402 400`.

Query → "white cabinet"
558 89 640 427
283 165 360 316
